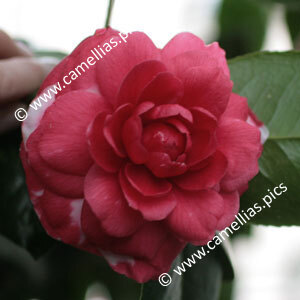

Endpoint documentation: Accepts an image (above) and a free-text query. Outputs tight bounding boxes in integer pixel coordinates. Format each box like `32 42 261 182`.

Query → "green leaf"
219 281 234 300
286 6 300 46
251 0 300 5
0 129 56 257
141 242 233 300
229 51 300 226
218 0 268 58
34 50 67 60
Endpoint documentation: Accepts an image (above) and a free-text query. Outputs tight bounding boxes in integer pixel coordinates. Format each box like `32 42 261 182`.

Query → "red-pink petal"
186 131 217 167
39 28 120 97
103 103 133 157
122 115 148 164
162 33 229 77
180 66 232 118
87 112 123 173
174 151 228 191
221 93 248 121
21 144 84 246
166 118 192 152
116 60 167 106
166 188 224 244
104 222 185 282
206 42 230 77
165 50 225 81
84 164 144 237
217 191 240 230
190 106 218 132
81 200 113 247
125 163 172 197
119 168 176 221
26 127 84 198
162 32 206 59
110 222 170 260
143 104 193 123
96 32 161 106
38 91 107 176
218 119 261 191
37 191 85 245
133 101 155 116
146 152 187 178
138 72 184 105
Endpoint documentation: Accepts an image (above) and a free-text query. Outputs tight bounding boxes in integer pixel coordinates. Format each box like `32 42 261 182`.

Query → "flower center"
142 122 185 160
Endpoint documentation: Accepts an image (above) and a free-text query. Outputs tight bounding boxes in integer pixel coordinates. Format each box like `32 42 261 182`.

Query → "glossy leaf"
229 52 300 226
286 6 300 47
141 242 233 300
0 129 56 257
218 0 268 58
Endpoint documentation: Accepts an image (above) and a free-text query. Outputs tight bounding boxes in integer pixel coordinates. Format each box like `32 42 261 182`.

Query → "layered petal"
116 60 167 106
96 32 161 106
84 164 144 237
138 72 184 105
162 32 229 77
81 200 113 247
87 112 123 173
124 164 172 197
143 104 193 124
218 119 261 191
103 222 185 282
186 130 217 167
162 32 206 59
122 115 148 164
119 167 176 221
38 91 107 176
221 93 248 121
103 103 133 157
26 127 84 198
39 27 119 96
180 66 232 118
174 151 228 191
146 152 187 178
216 191 240 230
166 188 224 244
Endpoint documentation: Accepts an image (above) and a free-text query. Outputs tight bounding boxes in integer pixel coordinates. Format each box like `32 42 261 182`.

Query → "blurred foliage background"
1 0 300 299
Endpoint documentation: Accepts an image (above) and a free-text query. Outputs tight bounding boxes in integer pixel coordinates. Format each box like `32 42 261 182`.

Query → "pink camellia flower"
20 28 266 283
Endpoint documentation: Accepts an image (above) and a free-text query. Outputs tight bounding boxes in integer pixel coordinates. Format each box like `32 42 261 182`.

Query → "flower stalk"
105 0 115 28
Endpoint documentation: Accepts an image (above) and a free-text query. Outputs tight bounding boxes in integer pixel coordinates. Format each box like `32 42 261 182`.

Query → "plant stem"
105 0 115 28
138 284 144 300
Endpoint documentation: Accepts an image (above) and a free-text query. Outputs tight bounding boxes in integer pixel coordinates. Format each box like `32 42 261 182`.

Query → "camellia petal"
124 163 172 197
117 60 167 106
119 167 176 221
87 112 123 173
173 151 228 191
218 119 261 191
138 72 184 105
38 91 108 176
122 115 149 164
96 32 161 106
180 66 232 118
103 103 133 157
104 222 185 283
84 164 144 237
216 191 240 230
166 188 224 244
